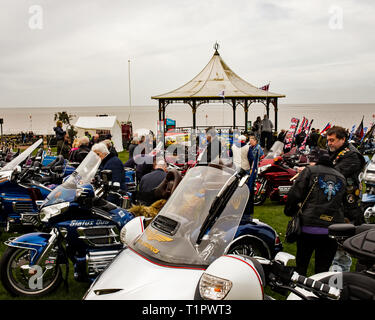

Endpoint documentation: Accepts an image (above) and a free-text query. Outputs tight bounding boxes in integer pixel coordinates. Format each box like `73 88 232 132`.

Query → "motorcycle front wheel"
0 247 62 297
254 179 267 206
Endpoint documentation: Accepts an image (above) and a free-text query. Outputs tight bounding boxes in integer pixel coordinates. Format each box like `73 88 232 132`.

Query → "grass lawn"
0 149 354 300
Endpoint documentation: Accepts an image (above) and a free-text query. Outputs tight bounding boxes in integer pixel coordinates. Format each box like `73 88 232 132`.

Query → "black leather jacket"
285 164 346 228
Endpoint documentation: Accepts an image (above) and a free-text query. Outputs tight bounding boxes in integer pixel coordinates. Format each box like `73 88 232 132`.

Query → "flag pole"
127 59 132 122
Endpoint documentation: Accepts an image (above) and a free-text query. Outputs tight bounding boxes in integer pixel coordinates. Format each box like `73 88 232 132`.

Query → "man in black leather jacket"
326 126 366 225
284 149 346 276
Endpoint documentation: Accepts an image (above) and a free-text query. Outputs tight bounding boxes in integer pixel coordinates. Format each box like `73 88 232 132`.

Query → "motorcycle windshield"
264 141 284 159
131 165 249 266
42 151 101 206
0 138 43 172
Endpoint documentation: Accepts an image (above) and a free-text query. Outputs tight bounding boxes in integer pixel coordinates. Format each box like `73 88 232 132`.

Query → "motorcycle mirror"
274 252 296 266
100 170 112 184
120 216 146 246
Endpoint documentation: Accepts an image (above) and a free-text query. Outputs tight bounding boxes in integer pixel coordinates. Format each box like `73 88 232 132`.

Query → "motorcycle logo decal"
145 229 173 242
137 238 160 254
318 176 343 201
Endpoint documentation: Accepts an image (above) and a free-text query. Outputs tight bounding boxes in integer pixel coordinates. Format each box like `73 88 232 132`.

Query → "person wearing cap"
284 148 347 276
137 159 168 206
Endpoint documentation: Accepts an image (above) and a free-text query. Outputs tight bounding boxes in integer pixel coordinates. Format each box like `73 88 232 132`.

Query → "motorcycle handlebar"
290 272 341 300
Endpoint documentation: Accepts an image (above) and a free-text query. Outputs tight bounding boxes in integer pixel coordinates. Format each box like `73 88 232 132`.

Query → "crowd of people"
52 117 372 277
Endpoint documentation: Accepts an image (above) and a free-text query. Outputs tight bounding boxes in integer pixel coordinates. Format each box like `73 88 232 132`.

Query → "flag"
259 83 270 91
348 125 356 140
218 90 225 98
360 127 368 143
299 119 314 151
354 116 364 141
320 122 332 135
296 117 306 135
284 117 300 149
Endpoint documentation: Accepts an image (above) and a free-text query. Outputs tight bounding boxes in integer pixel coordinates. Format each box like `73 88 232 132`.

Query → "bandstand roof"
151 46 286 100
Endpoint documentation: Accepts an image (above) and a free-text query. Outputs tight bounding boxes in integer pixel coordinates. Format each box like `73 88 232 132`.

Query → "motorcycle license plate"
278 186 291 193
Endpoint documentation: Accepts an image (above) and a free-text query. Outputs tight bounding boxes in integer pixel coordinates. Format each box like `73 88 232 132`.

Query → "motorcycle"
170 223 375 300
360 156 375 219
0 139 53 232
285 223 375 300
83 163 282 300
0 150 135 297
254 142 297 206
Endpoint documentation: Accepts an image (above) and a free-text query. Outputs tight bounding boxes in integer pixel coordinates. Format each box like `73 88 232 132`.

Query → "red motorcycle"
254 141 310 206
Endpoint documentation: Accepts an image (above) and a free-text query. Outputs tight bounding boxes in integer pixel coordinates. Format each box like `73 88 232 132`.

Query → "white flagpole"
128 59 132 122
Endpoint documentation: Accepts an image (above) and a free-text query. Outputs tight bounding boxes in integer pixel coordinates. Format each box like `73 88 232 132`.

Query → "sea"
0 103 374 135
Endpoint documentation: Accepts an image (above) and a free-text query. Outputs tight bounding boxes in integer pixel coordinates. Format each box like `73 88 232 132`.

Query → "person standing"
128 137 139 160
326 126 366 272
248 135 264 216
260 115 273 150
252 116 262 140
231 135 254 220
284 149 346 276
53 121 65 156
327 126 366 225
199 127 222 164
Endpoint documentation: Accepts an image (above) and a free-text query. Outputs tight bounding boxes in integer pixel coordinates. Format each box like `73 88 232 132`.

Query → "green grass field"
0 149 353 300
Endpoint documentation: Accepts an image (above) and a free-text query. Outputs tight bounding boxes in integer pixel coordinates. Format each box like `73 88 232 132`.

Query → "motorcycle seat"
343 228 375 265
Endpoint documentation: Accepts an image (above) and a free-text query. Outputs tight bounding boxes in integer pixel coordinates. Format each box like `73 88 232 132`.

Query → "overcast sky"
0 0 374 107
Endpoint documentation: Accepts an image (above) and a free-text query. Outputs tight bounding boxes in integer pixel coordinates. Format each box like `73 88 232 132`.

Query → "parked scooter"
0 151 135 297
83 164 282 300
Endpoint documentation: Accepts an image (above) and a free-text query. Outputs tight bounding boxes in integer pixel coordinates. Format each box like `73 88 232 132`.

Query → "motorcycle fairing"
1 138 43 172
84 247 204 300
5 232 52 265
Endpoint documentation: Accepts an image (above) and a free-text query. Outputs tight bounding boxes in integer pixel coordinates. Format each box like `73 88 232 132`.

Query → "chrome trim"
86 250 121 276
77 226 120 247
4 238 43 262
224 235 271 259
35 229 58 266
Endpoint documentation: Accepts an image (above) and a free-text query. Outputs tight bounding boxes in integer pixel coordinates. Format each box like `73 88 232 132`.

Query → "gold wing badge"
145 229 173 242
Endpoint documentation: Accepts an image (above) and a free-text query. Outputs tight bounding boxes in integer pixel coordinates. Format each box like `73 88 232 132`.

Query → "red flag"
354 116 364 141
259 83 270 91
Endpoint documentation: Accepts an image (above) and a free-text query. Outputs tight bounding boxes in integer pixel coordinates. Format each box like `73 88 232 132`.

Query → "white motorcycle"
84 164 283 300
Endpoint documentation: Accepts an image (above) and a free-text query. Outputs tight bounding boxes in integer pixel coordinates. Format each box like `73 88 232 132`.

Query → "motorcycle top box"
84 164 282 300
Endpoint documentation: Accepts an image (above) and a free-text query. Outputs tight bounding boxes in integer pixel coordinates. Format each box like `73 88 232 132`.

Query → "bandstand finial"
214 42 220 54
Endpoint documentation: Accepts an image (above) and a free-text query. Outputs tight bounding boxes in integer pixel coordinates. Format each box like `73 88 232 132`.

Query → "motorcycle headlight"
364 206 375 224
40 202 70 222
199 273 232 300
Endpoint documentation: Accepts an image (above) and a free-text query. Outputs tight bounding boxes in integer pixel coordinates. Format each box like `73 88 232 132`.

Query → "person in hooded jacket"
284 148 346 276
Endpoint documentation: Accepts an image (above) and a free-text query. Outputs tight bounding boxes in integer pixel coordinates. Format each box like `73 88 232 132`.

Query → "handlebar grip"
291 272 340 299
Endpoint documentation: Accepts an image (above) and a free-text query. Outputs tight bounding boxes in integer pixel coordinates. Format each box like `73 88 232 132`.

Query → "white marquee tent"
74 116 124 152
